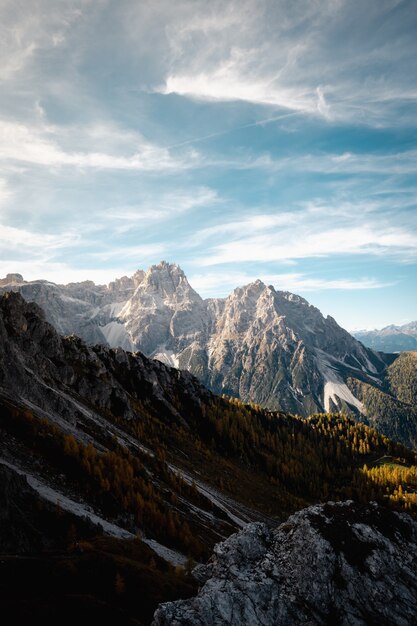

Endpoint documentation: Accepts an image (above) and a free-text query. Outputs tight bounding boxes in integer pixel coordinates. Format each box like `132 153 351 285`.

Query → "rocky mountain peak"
130 261 202 308
0 264 389 422
0 273 25 286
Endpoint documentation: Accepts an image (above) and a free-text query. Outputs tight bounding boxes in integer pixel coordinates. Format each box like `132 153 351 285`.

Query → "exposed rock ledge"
153 501 417 626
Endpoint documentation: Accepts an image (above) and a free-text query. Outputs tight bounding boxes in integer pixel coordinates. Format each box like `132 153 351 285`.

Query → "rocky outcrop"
153 501 417 626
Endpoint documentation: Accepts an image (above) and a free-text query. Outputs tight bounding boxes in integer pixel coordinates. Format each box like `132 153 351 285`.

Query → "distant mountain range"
354 322 417 353
1 262 416 448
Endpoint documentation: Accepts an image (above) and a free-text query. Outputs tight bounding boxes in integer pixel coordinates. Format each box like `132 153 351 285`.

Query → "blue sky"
0 0 416 330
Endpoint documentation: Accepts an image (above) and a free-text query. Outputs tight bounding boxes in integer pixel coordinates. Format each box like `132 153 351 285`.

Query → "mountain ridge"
0 262 388 417
354 321 417 352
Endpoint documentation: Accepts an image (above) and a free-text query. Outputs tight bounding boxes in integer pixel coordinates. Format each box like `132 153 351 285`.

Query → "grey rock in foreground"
153 501 417 626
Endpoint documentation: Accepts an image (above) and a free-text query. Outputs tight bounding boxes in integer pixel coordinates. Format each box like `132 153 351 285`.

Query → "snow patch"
324 381 363 413
101 321 133 351
315 350 363 413
153 346 179 369
0 457 188 566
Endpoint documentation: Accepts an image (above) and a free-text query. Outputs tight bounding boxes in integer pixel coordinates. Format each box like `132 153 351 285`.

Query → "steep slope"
348 351 417 449
388 351 417 405
153 501 417 626
204 280 386 416
0 270 145 348
355 322 417 352
0 263 390 422
0 464 196 626
1 291 416 533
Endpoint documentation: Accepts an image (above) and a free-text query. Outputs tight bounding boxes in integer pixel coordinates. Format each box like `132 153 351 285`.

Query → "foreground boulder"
153 501 417 626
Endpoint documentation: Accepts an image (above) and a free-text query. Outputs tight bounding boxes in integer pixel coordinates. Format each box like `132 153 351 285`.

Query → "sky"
0 0 416 330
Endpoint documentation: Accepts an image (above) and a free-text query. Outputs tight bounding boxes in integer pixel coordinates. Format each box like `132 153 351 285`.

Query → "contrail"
166 110 303 150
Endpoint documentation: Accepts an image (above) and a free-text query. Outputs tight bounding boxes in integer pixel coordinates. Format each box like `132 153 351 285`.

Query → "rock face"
0 262 389 416
0 290 212 433
355 322 417 353
153 501 417 626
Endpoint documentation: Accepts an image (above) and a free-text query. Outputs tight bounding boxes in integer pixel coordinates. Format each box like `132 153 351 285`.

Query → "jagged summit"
138 261 197 298
0 263 389 420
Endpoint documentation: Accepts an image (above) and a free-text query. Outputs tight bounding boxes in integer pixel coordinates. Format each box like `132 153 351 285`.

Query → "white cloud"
0 223 80 252
0 0 87 82
209 148 417 177
154 0 417 125
189 212 299 245
200 227 417 266
189 204 417 267
189 270 392 298
88 244 165 262
0 120 192 172
163 65 326 116
0 260 132 287
0 179 12 207
106 187 218 226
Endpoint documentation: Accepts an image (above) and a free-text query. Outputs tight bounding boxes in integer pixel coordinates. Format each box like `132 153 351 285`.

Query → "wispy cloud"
88 243 165 262
106 187 218 227
189 270 393 298
0 120 193 171
0 0 87 82
0 179 12 207
229 149 417 176
0 259 133 287
191 204 417 266
155 0 417 126
0 224 80 252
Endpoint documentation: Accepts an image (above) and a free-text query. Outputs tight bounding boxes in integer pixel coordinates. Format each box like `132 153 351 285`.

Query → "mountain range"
1 290 417 624
354 322 417 353
1 261 416 449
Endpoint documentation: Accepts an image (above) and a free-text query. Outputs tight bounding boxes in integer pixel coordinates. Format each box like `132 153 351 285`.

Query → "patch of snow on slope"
315 349 363 413
324 381 363 413
153 346 179 369
101 321 133 351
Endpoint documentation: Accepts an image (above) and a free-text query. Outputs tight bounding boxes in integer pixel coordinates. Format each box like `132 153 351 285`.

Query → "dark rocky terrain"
154 501 417 626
